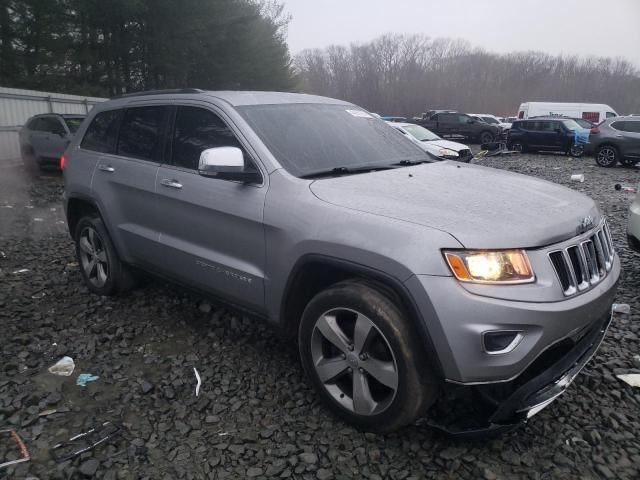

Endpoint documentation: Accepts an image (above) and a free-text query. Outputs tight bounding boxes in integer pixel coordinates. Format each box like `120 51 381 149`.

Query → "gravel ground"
1 153 639 480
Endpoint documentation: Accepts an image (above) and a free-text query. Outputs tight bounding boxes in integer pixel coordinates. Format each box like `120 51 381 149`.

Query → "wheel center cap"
347 353 359 368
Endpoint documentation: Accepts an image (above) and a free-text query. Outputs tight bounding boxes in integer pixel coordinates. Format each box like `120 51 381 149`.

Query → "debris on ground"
48 356 75 376
612 303 631 314
571 174 585 182
51 422 121 463
76 373 99 387
614 184 637 193
11 268 29 274
0 429 31 469
616 374 640 388
194 367 202 397
475 141 519 158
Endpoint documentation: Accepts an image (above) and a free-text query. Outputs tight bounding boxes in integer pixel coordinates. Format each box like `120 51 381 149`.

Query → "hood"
310 162 600 249
425 139 469 152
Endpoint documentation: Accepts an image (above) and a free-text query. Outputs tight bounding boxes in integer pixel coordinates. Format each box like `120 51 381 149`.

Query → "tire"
479 131 494 144
74 215 137 296
620 157 638 167
595 145 619 168
568 144 584 158
509 142 525 153
298 281 439 433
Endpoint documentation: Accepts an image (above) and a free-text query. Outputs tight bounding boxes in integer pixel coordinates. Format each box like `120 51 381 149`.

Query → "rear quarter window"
81 110 123 154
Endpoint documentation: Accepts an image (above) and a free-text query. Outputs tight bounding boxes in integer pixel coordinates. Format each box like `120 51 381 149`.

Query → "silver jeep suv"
63 90 620 434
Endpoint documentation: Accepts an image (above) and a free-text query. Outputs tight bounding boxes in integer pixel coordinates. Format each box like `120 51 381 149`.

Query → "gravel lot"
1 153 639 479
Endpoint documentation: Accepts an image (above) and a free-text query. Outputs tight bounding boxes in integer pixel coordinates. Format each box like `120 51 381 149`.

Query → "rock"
299 452 318 465
79 459 99 477
316 469 333 480
140 381 154 394
247 467 263 477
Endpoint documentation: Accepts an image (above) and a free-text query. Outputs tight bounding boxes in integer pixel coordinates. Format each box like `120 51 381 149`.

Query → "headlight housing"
438 148 459 158
443 250 535 284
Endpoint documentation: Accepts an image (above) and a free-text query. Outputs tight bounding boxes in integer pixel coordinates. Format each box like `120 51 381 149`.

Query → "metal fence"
0 86 105 161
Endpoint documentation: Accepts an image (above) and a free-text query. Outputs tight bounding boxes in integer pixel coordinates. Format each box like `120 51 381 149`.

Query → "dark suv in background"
19 113 85 170
507 117 586 156
413 111 500 144
589 116 640 168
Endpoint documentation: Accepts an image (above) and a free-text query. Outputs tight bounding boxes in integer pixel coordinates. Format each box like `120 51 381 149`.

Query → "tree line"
0 0 293 97
295 34 640 117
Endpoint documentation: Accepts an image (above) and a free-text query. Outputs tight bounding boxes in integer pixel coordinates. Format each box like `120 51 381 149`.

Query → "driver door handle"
98 165 115 172
160 179 183 189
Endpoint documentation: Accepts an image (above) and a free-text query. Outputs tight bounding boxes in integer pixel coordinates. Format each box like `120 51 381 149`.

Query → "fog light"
482 331 523 355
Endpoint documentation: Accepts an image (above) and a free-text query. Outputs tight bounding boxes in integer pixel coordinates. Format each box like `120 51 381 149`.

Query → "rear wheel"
509 142 524 153
568 144 584 157
74 216 137 295
298 281 439 433
595 145 618 167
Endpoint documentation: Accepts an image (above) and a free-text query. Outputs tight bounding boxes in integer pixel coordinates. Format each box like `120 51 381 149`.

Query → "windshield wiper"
300 165 397 179
393 158 430 166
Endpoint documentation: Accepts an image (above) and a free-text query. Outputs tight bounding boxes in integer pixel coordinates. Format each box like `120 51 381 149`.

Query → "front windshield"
562 119 581 130
401 124 440 141
64 117 84 133
238 104 429 177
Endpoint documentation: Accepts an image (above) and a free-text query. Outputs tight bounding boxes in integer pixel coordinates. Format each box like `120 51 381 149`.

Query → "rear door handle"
160 179 183 189
98 165 115 172
615 134 624 138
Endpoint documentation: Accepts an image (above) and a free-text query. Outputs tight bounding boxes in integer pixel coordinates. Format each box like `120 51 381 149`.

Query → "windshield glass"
562 119 581 130
238 104 429 177
481 116 498 124
401 124 440 141
64 117 84 133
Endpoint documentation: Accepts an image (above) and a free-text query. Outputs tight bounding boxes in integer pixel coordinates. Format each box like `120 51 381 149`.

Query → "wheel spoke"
352 370 376 415
96 262 108 285
85 258 97 277
315 314 350 353
96 250 107 263
353 314 375 354
315 357 349 383
362 357 398 390
80 236 94 254
88 228 97 250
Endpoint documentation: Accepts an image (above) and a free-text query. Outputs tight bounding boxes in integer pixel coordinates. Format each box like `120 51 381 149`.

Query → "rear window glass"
117 107 167 161
64 117 84 133
81 110 122 154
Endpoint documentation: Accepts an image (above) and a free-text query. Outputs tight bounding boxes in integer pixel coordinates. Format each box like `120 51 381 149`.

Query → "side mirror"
198 147 260 183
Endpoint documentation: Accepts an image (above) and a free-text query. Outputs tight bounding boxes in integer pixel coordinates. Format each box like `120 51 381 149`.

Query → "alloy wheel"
310 308 398 416
79 226 109 288
569 144 584 157
511 143 523 153
597 147 617 166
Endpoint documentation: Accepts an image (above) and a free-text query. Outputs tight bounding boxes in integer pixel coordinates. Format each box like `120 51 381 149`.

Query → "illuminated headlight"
438 148 459 158
443 250 535 284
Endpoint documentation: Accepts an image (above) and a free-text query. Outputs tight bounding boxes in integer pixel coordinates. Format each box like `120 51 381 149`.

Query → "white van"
517 102 618 124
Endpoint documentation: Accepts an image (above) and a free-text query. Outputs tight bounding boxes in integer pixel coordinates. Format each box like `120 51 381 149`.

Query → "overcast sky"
283 0 640 67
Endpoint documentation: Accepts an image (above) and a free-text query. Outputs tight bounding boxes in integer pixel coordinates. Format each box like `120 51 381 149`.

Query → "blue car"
507 117 589 157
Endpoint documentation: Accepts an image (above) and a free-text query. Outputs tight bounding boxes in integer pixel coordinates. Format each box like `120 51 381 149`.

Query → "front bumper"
427 309 615 437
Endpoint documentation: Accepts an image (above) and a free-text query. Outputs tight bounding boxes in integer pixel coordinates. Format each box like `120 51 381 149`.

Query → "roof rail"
111 88 204 99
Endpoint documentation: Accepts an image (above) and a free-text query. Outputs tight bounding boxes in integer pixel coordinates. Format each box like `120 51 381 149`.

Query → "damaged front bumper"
428 309 615 438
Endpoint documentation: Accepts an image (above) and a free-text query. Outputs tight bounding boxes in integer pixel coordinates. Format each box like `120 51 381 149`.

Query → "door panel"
154 168 266 309
153 105 266 310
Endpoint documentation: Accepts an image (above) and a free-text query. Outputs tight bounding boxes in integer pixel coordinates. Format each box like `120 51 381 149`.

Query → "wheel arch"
66 194 103 238
280 254 444 377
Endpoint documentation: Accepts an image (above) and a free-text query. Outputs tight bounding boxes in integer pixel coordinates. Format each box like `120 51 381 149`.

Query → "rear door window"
40 117 66 135
81 110 123 154
27 118 45 131
611 121 628 132
626 121 640 133
170 106 246 170
117 106 168 161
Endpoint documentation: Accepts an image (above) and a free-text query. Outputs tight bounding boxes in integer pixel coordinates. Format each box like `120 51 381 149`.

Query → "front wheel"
620 157 638 167
595 145 618 167
479 131 494 144
298 281 439 433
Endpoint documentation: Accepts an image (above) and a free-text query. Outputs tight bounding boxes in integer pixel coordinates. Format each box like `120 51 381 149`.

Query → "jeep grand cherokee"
63 90 620 433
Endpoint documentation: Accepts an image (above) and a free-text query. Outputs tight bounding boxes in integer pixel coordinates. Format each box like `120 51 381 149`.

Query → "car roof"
31 113 86 118
107 89 352 107
386 122 414 128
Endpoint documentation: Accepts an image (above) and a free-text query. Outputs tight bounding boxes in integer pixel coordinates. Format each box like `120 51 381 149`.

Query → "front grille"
548 221 614 296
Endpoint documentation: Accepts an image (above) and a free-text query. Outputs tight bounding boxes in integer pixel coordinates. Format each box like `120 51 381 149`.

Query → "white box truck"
517 102 618 124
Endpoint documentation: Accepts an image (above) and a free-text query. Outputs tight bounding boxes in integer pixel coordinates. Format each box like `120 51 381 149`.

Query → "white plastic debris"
12 269 29 274
612 303 631 315
48 357 75 377
616 374 640 388
194 368 202 397
570 174 585 183
33 218 43 222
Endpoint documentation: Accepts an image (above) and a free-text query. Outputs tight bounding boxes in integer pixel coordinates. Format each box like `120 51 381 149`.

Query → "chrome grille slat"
548 220 615 297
